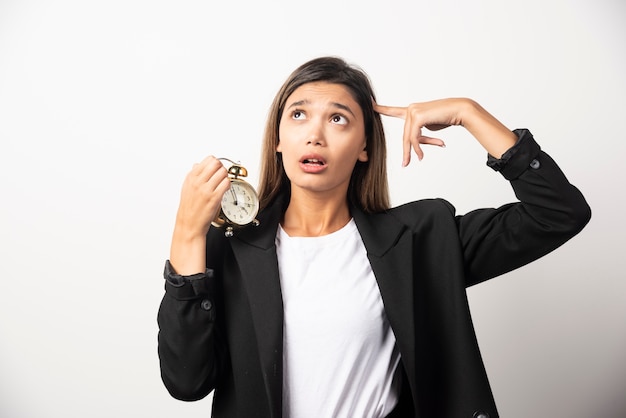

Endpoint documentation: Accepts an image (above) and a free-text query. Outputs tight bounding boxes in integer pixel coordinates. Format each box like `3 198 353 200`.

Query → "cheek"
277 124 300 154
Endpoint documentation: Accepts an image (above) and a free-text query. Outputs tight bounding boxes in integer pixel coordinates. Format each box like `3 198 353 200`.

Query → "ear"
276 140 282 152
358 142 368 162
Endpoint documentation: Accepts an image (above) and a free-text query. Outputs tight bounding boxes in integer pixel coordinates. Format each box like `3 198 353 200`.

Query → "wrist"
172 215 210 242
169 225 208 275
459 99 516 158
457 98 484 128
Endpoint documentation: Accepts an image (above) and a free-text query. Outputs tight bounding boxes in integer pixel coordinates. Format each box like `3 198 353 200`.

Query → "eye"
331 114 348 125
292 110 306 120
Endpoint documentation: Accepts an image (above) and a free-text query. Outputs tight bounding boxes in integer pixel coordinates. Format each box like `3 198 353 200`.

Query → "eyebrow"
286 99 356 117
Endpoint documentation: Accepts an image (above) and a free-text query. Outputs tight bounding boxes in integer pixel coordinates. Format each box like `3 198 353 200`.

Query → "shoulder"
355 198 458 237
353 198 460 255
390 197 455 214
386 198 457 227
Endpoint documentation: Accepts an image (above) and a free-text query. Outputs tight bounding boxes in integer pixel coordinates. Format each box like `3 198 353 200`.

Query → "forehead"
286 82 361 111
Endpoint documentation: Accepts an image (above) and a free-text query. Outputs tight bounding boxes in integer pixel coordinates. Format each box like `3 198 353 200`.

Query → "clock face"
221 179 259 226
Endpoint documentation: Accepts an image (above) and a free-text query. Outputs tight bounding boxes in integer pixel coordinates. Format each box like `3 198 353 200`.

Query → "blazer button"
529 158 541 169
201 299 212 311
473 412 490 418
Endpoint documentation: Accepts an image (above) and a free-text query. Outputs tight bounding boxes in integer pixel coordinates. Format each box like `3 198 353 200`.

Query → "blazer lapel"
352 207 419 408
230 200 285 418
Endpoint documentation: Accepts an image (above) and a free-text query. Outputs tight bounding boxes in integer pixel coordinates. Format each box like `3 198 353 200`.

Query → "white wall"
1 0 624 417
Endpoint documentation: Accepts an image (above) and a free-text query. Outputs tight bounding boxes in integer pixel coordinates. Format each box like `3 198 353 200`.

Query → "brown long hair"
257 56 390 213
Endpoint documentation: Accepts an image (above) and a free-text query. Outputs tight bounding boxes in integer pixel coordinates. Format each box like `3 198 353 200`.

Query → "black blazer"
158 130 591 418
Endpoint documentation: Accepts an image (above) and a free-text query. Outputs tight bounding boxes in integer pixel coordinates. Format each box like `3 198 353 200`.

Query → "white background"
1 0 625 417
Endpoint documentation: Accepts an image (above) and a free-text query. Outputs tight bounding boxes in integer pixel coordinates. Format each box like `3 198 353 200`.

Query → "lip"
299 153 327 173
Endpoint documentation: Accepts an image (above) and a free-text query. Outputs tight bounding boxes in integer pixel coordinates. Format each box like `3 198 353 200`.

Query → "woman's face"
277 81 368 199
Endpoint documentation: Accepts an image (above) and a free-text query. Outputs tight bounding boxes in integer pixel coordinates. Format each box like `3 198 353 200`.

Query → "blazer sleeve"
451 129 591 286
157 230 229 401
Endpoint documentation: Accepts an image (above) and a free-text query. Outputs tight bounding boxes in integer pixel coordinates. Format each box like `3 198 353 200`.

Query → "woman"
157 56 591 418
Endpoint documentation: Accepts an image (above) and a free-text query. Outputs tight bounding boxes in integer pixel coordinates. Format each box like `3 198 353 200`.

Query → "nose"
307 136 323 146
306 121 325 146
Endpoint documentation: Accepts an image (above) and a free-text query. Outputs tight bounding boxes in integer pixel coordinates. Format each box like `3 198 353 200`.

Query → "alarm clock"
211 158 260 237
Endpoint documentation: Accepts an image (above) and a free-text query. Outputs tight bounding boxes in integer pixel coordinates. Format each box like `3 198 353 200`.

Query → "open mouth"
302 158 325 166
299 155 327 173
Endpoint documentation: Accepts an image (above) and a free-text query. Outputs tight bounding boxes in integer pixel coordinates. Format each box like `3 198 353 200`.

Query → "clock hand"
230 187 238 205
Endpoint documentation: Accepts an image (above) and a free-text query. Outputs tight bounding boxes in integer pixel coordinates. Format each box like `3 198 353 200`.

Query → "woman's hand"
169 156 231 275
374 98 517 166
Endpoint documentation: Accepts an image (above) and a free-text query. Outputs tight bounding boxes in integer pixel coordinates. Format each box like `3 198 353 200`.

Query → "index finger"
373 103 407 119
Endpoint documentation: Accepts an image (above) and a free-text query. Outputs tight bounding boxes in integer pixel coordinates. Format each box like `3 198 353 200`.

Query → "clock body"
211 160 260 236
220 179 259 226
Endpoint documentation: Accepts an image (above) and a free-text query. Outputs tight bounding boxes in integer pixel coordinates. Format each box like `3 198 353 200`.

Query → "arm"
375 99 590 283
158 156 231 400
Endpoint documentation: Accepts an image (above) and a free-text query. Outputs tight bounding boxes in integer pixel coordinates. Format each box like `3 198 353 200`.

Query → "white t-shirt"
276 219 401 418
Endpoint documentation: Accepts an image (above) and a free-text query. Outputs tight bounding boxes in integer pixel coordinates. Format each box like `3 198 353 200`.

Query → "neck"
281 189 352 237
